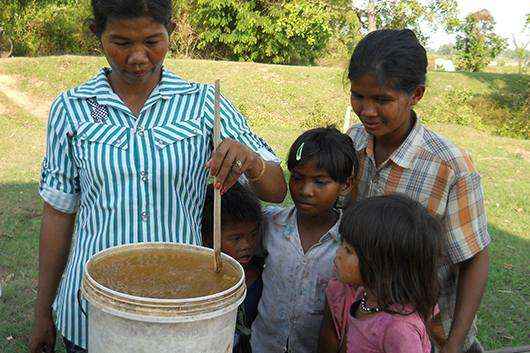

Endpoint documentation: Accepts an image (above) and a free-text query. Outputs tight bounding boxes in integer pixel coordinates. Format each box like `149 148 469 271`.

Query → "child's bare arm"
318 302 339 353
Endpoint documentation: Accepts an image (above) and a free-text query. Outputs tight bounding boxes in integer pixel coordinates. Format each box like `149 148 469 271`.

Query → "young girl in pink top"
318 194 442 353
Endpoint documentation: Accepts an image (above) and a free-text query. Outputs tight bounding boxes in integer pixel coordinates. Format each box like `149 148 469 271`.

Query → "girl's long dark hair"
340 194 442 324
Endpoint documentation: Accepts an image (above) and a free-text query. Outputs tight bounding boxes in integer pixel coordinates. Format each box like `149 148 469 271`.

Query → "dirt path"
0 74 49 120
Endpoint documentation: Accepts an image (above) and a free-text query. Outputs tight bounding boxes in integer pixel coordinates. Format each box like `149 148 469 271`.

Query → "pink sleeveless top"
326 278 432 353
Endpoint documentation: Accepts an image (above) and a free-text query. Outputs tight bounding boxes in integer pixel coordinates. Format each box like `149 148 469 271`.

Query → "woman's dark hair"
287 126 358 184
201 182 263 247
340 194 442 324
91 0 173 37
348 29 427 94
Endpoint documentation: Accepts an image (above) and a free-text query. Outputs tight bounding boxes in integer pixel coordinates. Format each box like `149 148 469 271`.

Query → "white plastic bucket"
80 243 246 353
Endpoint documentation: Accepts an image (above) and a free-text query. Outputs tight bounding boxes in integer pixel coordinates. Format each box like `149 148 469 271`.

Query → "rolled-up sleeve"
39 96 80 213
203 86 281 164
444 171 490 264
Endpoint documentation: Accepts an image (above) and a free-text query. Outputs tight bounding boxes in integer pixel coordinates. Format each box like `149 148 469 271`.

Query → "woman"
346 29 489 353
29 1 287 352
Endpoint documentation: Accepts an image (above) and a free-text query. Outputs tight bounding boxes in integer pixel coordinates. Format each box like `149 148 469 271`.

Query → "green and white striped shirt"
39 68 279 348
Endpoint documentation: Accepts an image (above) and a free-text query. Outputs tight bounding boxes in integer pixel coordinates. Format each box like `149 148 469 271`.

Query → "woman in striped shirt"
29 1 287 352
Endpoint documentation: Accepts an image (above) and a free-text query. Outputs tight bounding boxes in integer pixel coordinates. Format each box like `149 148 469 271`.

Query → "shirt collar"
283 206 341 243
69 67 199 101
389 114 423 169
355 112 424 170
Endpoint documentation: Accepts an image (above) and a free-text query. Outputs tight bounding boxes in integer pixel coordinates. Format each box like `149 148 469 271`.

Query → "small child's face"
221 221 260 266
334 241 362 286
289 159 343 217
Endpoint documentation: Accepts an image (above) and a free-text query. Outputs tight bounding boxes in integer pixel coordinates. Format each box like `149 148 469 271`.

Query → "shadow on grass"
0 181 528 351
459 71 529 139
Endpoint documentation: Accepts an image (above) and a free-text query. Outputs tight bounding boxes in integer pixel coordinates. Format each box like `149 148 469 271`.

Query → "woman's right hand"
29 313 56 353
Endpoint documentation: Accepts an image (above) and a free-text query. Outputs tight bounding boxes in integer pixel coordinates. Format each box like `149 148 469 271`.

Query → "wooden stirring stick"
213 79 223 273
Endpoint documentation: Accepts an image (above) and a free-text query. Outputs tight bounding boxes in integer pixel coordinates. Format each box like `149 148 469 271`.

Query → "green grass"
0 57 528 352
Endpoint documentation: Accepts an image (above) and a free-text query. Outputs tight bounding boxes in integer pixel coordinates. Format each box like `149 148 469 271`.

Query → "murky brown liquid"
88 248 239 299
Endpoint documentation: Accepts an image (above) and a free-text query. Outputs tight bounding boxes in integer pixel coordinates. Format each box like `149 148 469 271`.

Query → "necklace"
360 291 383 313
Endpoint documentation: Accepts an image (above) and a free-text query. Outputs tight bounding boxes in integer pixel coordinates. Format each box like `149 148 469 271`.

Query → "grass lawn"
0 57 528 352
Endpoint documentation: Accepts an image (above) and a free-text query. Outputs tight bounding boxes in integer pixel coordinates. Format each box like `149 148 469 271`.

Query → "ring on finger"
233 159 243 169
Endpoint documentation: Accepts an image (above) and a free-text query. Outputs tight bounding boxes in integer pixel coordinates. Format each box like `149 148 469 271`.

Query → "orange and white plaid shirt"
348 115 490 351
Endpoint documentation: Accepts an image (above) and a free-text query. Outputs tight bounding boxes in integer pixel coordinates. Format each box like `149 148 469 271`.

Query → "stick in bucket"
213 79 223 273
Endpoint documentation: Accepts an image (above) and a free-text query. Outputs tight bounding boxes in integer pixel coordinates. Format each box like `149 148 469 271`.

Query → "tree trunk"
367 0 376 32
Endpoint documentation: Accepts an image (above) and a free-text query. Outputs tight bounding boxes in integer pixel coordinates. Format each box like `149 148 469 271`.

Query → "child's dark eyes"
351 92 363 100
292 173 302 181
376 98 392 105
114 41 131 47
314 179 329 187
145 40 159 46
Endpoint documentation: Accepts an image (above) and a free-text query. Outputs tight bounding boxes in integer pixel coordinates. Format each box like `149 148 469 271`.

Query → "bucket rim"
83 242 245 305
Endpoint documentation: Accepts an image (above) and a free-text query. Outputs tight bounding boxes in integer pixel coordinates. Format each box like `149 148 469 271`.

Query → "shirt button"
140 171 149 181
137 127 145 136
141 211 149 221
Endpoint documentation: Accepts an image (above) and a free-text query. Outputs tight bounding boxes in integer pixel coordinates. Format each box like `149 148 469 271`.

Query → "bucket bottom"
88 307 236 353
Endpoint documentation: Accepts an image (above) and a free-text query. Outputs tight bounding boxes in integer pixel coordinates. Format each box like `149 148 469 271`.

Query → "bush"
169 0 199 58
3 0 97 56
191 0 332 65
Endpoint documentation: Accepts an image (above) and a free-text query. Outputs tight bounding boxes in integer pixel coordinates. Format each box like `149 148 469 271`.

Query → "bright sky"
428 0 530 49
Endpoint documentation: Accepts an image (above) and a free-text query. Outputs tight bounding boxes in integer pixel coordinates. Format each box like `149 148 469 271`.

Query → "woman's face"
350 74 424 139
334 241 362 286
99 16 172 85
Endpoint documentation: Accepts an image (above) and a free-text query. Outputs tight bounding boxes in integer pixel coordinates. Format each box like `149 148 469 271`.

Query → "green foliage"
454 10 507 72
317 2 362 66
437 43 455 56
168 0 198 58
354 0 459 44
1 0 97 56
190 0 332 65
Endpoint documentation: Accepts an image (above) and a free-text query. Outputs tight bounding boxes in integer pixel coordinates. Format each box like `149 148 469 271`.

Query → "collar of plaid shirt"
354 111 424 170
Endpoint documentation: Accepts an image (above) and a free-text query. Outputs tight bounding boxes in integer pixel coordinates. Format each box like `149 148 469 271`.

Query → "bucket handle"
77 289 88 318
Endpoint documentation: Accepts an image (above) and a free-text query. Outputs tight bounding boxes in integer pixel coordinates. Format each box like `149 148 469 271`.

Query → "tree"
438 43 455 56
349 0 460 43
454 9 507 72
512 13 530 73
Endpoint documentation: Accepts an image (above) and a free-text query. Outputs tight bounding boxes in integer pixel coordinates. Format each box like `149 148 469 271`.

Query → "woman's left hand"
205 138 262 194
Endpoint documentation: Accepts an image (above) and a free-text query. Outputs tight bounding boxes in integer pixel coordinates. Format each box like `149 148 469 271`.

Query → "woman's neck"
375 111 414 151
